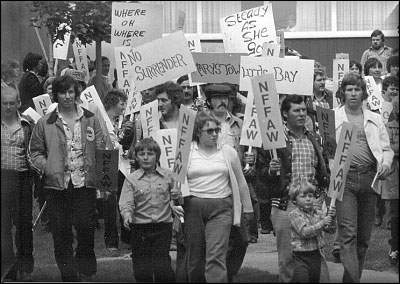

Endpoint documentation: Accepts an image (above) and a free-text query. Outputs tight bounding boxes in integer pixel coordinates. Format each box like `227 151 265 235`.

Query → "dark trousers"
102 192 119 248
226 215 249 281
292 250 322 283
259 201 273 231
131 222 175 282
117 171 131 244
175 222 187 282
248 198 259 239
1 170 34 277
389 200 399 251
47 183 97 281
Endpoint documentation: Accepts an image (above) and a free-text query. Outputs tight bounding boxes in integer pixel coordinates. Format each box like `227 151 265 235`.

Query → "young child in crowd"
288 180 336 283
119 138 183 282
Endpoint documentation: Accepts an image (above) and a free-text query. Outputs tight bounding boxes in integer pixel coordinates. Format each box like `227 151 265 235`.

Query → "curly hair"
340 73 368 101
52 75 80 103
154 81 184 108
103 88 128 111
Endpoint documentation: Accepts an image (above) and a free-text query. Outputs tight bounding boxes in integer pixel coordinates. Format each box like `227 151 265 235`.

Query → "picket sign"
240 56 314 95
365 76 384 111
32 94 52 117
111 2 163 47
173 105 196 182
220 3 277 56
22 107 42 124
261 42 280 57
332 58 349 108
53 25 71 60
316 106 336 159
328 122 357 210
154 129 178 171
240 89 262 148
381 101 393 125
140 100 160 139
96 149 119 193
251 73 286 150
72 38 90 83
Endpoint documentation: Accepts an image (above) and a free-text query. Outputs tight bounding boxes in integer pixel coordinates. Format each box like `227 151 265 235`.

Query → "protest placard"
32 94 52 117
251 74 286 150
316 106 336 159
72 38 90 83
22 107 42 124
328 122 357 202
96 149 119 193
140 100 159 138
240 90 262 148
381 100 393 125
173 105 196 182
220 3 276 56
365 76 384 111
261 42 280 57
80 86 114 134
185 34 202 52
154 129 178 170
116 31 196 92
115 46 142 114
240 56 314 95
191 53 245 85
332 58 349 108
53 25 71 60
111 2 163 47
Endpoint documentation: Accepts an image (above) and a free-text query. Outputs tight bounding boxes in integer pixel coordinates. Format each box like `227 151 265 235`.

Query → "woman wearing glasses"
183 110 253 282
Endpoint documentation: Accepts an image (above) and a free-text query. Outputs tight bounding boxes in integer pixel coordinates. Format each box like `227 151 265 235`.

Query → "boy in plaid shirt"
288 180 335 282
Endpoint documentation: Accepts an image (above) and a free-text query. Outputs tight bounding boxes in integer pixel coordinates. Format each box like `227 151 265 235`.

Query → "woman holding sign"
334 73 393 282
183 111 253 282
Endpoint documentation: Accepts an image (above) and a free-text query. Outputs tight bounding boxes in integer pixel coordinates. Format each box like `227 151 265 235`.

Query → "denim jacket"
28 107 105 190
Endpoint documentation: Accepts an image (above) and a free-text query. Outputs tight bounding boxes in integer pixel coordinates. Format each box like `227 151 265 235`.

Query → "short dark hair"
192 110 221 143
134 137 161 163
280 95 305 118
52 75 80 103
382 75 399 91
313 69 326 81
340 73 368 101
364 57 383 76
177 75 189 85
22 52 42 72
386 56 399 73
371 29 384 41
349 60 363 75
154 81 183 108
103 89 128 111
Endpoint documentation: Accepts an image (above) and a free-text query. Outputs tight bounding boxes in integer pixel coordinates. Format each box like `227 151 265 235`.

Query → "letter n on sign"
96 149 119 193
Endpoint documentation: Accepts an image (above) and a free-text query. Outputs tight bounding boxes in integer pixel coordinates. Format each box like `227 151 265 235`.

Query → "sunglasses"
201 127 221 135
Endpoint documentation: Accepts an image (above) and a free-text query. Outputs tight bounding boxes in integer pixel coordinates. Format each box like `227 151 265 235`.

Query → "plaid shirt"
289 206 333 252
1 114 29 171
285 126 318 189
56 105 85 189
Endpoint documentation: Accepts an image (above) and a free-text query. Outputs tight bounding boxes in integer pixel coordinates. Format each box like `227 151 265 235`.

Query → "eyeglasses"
201 127 221 135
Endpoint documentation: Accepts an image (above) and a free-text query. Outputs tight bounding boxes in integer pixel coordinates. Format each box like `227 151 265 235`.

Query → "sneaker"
389 250 399 265
170 243 177 251
332 249 341 263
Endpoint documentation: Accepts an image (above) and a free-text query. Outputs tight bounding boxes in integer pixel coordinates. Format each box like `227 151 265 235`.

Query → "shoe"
170 243 177 251
79 273 94 282
375 216 382 226
18 271 32 282
260 229 272 234
389 250 399 265
332 249 341 263
386 220 391 230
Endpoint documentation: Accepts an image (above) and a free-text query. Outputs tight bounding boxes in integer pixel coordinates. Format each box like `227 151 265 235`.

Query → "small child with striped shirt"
288 180 335 282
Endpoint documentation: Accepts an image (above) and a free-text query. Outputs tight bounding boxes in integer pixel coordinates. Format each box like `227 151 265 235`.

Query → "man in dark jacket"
259 95 329 282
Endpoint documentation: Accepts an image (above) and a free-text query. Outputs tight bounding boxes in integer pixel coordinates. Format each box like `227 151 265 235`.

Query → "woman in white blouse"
183 111 253 282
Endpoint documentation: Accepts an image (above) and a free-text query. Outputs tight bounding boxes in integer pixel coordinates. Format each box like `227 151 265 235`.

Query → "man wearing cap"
204 83 255 282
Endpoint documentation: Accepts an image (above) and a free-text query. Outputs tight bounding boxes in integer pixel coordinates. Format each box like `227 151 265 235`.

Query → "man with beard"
361 29 393 76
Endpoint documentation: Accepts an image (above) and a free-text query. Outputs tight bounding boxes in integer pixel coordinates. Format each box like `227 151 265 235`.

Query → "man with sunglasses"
204 83 256 282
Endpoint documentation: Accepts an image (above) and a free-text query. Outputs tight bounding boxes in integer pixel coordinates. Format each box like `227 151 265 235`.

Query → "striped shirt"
289 206 332 252
56 105 85 189
1 114 29 171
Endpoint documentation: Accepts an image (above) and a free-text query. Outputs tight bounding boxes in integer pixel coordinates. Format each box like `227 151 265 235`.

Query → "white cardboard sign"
53 27 71 60
72 39 90 83
240 56 314 95
261 42 280 57
240 90 262 148
140 100 160 138
33 94 52 117
365 76 384 111
220 4 276 56
154 129 178 170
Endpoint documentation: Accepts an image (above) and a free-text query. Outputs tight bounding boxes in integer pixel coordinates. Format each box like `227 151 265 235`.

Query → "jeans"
270 204 296 283
47 183 97 281
185 196 233 282
1 170 34 276
336 168 376 283
131 222 175 282
292 250 321 283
